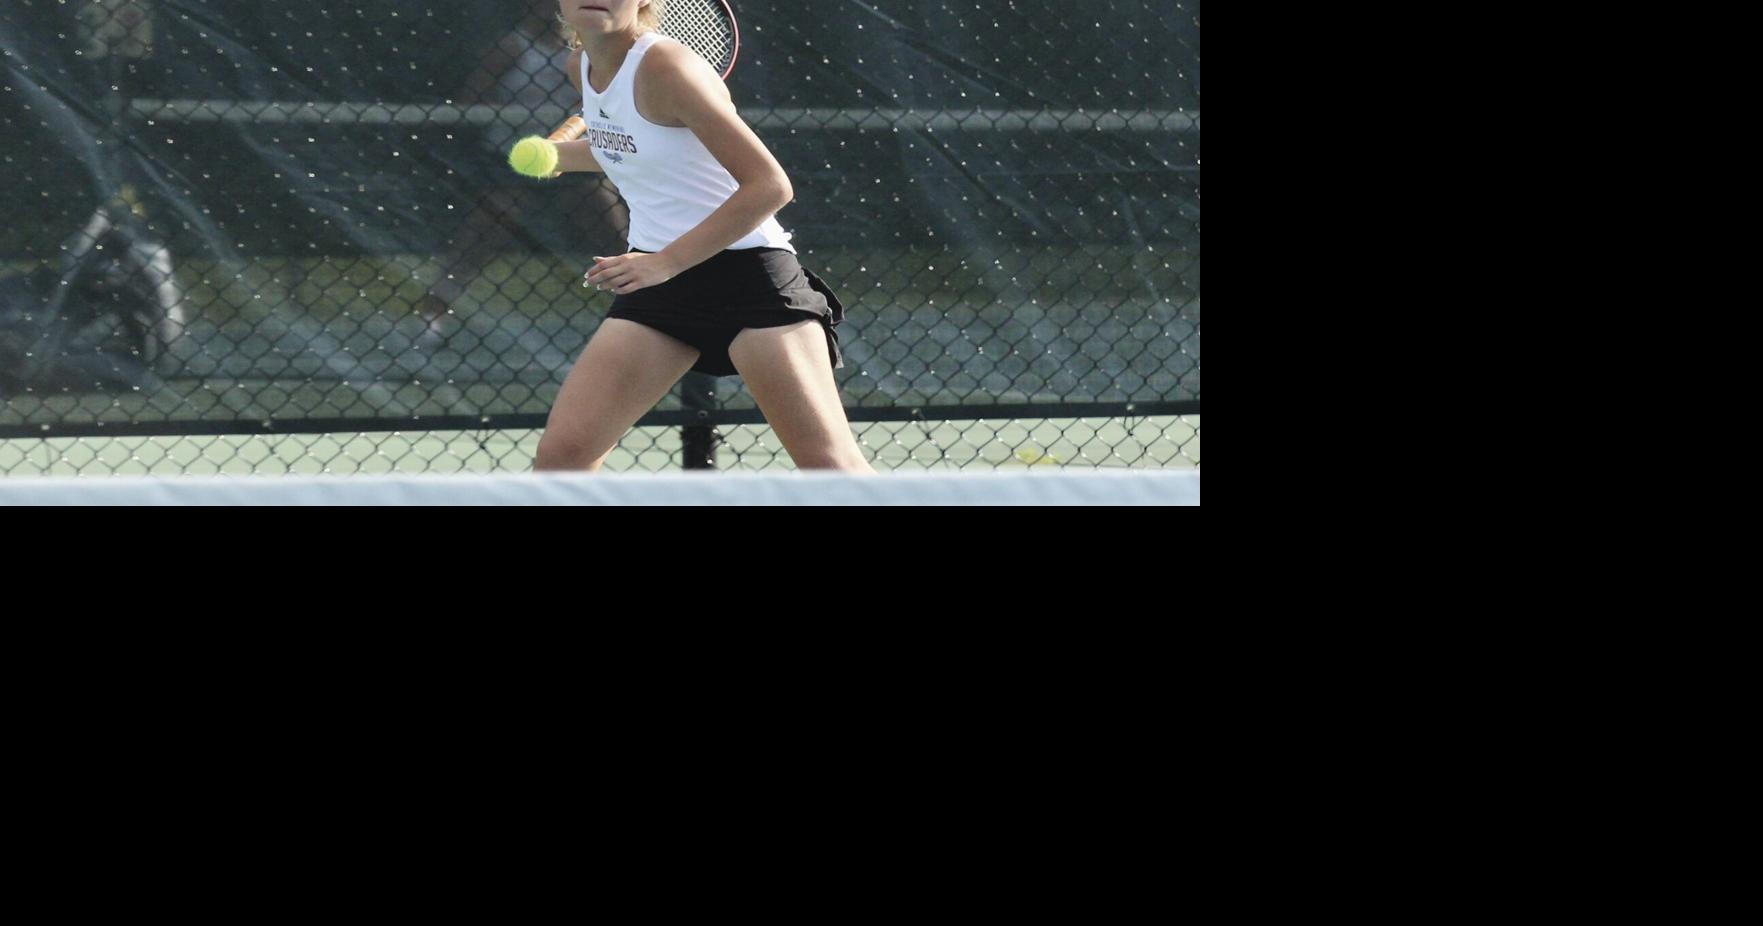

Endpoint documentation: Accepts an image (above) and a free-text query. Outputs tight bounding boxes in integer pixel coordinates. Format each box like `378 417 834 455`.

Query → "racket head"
658 0 740 80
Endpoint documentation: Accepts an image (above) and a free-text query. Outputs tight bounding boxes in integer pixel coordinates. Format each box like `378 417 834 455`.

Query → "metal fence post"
679 371 720 470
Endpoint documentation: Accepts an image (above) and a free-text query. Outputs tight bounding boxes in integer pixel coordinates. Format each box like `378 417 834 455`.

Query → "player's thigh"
540 319 700 463
728 320 865 468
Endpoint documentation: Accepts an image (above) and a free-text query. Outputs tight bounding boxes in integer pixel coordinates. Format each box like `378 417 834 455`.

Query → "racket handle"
549 116 587 143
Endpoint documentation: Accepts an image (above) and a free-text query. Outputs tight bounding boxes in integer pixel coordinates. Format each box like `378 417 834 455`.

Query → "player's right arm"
553 140 602 174
556 49 605 174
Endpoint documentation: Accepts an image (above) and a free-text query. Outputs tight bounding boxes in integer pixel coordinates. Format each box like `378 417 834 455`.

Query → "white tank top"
580 32 794 254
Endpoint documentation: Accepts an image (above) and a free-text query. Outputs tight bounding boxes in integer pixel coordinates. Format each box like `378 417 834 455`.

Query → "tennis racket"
549 0 741 143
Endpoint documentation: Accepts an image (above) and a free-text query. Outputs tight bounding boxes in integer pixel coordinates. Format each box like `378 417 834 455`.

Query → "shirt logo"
606 151 625 164
599 108 611 120
588 118 639 156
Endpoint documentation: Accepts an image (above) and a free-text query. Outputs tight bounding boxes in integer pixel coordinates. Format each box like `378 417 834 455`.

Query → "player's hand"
584 253 681 295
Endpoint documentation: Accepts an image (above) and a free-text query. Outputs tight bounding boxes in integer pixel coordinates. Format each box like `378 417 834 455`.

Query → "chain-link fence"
1 0 1200 474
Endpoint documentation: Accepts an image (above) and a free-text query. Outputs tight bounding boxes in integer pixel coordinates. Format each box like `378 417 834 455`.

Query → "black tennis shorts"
606 247 845 378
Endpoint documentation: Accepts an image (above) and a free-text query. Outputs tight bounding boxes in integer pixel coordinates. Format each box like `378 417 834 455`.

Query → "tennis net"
0 470 1199 507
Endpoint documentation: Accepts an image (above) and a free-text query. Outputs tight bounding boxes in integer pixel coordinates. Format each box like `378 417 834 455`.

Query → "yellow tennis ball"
509 137 559 179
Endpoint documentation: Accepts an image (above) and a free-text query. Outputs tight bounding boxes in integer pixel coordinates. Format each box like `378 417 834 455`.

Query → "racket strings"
661 5 735 74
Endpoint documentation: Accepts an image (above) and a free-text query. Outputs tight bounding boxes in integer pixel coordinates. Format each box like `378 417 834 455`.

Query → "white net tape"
0 471 1199 506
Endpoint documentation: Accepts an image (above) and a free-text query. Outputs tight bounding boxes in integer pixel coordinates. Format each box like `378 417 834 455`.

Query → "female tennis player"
532 0 872 473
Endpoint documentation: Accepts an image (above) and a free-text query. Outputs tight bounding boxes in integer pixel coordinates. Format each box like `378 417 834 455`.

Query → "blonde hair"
560 1 668 50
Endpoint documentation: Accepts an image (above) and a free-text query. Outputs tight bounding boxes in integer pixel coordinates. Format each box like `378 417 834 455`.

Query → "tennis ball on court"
509 137 560 178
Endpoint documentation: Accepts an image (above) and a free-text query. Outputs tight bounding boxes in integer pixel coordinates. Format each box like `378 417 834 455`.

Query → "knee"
535 432 608 472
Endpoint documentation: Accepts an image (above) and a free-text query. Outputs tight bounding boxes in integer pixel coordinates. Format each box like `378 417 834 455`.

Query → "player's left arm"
585 41 794 295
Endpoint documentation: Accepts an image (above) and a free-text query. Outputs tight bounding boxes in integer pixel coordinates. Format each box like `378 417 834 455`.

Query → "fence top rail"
126 99 1200 133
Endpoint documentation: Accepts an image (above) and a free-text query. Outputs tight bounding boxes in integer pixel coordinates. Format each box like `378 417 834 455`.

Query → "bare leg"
535 319 701 471
728 321 873 473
